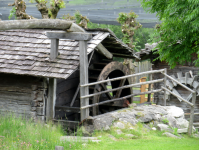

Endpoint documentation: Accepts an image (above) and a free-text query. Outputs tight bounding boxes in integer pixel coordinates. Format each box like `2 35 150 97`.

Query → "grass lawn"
1 115 199 150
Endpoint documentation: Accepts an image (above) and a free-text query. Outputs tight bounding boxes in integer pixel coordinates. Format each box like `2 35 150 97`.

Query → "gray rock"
119 118 137 126
126 134 135 138
93 114 115 130
176 118 189 129
139 113 153 123
167 106 184 118
104 125 110 131
177 128 188 134
152 127 157 131
113 122 125 129
116 129 123 135
163 132 181 139
157 124 172 132
134 108 144 111
161 115 178 128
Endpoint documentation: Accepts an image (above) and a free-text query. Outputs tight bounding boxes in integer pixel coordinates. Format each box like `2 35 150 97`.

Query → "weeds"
0 113 84 150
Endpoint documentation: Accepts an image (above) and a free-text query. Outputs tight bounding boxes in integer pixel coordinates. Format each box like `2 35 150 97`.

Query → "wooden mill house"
0 22 138 128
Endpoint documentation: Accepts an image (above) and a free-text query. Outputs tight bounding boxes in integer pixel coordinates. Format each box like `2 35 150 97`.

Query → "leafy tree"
117 11 142 51
8 0 65 19
140 0 199 68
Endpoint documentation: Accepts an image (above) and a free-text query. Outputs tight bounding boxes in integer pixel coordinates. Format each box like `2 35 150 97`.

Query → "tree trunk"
0 19 74 31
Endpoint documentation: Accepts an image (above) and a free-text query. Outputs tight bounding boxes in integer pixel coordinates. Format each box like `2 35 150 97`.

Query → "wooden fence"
80 69 196 135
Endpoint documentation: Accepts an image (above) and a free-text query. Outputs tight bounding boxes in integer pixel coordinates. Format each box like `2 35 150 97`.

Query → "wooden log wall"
152 61 199 122
55 70 80 121
0 74 45 121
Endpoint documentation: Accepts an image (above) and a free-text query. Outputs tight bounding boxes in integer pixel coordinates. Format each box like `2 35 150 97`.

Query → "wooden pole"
81 69 165 87
147 64 152 102
79 41 89 121
47 78 57 121
140 77 147 103
0 19 73 31
164 68 167 106
188 91 196 135
81 79 164 99
81 89 162 109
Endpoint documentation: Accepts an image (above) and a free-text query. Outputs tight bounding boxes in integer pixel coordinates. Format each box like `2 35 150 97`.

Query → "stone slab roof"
0 29 135 79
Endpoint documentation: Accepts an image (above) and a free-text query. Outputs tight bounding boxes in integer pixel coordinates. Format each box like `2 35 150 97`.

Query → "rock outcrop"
81 105 194 136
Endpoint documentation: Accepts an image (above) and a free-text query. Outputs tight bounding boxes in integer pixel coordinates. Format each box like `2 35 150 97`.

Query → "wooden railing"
80 68 196 135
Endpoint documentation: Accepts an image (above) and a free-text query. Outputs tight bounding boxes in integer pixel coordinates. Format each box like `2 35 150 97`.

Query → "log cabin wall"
55 70 80 121
152 61 199 122
0 74 45 121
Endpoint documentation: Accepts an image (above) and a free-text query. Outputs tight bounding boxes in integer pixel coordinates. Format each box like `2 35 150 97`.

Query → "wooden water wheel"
88 56 132 116
165 71 199 102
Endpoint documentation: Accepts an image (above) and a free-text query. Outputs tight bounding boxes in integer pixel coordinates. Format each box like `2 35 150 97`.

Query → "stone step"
60 136 101 142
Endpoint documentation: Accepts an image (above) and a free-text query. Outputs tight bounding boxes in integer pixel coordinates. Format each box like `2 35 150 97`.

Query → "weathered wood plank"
79 40 89 121
50 39 59 60
47 31 92 41
0 20 73 31
81 79 164 99
96 43 113 59
82 69 165 87
47 78 57 121
55 106 80 113
81 89 162 109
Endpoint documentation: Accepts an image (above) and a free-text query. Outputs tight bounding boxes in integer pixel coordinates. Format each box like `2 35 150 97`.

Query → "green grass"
1 115 199 150
87 123 199 150
0 114 84 150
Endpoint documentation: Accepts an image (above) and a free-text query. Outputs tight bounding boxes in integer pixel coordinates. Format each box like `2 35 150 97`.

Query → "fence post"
147 64 152 102
79 40 89 121
163 68 167 106
55 146 64 150
188 91 196 135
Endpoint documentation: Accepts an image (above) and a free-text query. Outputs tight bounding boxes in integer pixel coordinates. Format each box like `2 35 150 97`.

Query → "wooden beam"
112 53 137 59
46 78 57 121
81 89 162 109
81 69 165 87
70 84 80 107
55 106 80 113
162 72 195 93
46 31 92 41
188 91 196 135
81 79 164 99
100 83 113 100
164 68 167 106
0 19 73 31
96 43 113 59
50 39 59 60
115 79 126 98
79 41 89 121
161 86 194 106
55 146 64 150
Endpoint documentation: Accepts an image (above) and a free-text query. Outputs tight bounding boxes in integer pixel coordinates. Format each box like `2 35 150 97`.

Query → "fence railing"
80 68 196 135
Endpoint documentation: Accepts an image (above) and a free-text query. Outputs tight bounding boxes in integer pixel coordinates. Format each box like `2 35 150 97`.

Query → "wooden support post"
50 39 59 60
55 146 64 150
164 68 167 106
188 91 196 135
47 78 57 121
140 77 147 103
148 73 152 102
79 40 89 121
